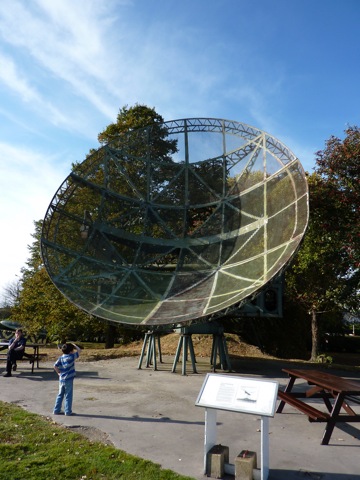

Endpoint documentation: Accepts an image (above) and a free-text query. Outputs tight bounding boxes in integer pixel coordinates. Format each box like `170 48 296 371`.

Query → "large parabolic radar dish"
41 118 309 326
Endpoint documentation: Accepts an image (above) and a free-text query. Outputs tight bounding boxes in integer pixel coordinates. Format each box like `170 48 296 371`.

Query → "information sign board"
196 373 278 417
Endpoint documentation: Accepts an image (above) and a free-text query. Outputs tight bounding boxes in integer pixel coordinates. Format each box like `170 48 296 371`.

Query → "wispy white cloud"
0 51 73 129
0 141 69 291
0 52 39 103
0 0 250 128
0 0 123 123
0 143 69 226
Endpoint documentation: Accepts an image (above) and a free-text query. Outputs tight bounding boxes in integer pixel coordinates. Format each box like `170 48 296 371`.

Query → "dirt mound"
42 333 274 363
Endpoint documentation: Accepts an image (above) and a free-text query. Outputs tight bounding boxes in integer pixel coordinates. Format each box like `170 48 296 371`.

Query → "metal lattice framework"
41 118 309 326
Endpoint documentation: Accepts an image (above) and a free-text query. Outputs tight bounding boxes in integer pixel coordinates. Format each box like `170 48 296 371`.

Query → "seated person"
4 328 26 377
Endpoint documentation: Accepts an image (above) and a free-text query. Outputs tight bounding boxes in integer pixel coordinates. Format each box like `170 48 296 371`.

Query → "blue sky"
1 0 360 296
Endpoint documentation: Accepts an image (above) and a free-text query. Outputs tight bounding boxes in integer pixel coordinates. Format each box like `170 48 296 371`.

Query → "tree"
286 174 346 359
286 126 360 360
69 104 180 260
52 104 179 345
98 104 176 148
1 279 21 308
315 126 360 311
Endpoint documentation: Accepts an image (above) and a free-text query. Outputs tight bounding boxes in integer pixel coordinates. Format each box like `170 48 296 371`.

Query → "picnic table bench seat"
0 343 45 373
277 391 330 421
277 368 360 445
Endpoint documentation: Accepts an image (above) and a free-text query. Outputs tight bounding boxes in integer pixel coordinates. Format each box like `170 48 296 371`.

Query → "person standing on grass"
53 342 80 416
3 328 26 377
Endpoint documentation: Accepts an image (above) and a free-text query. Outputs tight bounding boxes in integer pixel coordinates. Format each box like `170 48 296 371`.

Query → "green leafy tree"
315 126 360 312
286 125 360 360
286 175 344 360
98 104 177 150
68 104 180 260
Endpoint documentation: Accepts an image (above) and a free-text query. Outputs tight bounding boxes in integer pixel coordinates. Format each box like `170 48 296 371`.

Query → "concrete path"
0 355 359 479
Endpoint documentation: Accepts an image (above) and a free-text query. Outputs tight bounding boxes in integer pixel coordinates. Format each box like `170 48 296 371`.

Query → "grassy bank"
0 401 195 480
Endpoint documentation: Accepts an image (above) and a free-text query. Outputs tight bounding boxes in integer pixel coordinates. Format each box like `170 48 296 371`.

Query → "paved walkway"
0 355 360 479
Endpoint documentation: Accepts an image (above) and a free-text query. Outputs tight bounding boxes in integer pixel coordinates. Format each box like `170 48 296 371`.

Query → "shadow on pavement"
65 412 205 425
270 470 360 479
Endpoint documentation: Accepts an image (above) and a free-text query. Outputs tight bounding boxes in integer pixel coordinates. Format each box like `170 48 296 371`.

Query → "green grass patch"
0 401 195 480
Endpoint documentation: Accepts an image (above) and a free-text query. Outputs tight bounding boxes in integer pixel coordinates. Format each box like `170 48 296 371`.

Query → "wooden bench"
278 391 330 421
0 343 46 374
277 368 360 444
0 353 35 373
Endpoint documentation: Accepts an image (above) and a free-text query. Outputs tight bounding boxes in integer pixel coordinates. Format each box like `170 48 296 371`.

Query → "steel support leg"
211 334 231 372
172 333 197 375
138 332 163 370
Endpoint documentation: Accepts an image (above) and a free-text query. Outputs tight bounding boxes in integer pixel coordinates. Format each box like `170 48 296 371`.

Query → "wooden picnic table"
276 368 360 445
0 342 42 373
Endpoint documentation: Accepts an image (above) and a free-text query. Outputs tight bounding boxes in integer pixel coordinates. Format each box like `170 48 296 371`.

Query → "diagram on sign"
236 385 259 403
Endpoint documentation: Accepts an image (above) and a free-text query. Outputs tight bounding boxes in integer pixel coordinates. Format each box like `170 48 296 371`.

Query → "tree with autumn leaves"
316 127 360 312
286 126 360 360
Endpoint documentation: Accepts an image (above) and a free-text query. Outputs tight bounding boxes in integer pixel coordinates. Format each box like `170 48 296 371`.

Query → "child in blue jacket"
53 342 80 416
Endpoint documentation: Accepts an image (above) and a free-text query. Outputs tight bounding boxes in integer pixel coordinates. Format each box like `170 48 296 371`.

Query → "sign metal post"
196 374 278 480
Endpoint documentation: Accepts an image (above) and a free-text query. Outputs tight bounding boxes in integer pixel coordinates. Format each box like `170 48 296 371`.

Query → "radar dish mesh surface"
41 118 309 326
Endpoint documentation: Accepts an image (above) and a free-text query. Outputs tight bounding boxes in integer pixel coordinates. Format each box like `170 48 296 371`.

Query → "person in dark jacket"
3 328 26 377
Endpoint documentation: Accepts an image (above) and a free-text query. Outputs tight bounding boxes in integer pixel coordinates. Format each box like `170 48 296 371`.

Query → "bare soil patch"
40 333 360 370
42 333 277 363
65 425 114 446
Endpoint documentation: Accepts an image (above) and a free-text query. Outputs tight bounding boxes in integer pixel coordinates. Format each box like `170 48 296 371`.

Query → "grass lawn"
0 401 196 480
